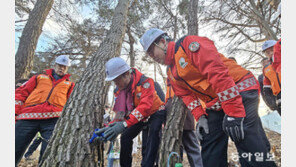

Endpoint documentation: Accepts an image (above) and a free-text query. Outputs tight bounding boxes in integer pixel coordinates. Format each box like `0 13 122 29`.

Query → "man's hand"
102 122 127 141
196 115 209 141
222 115 245 143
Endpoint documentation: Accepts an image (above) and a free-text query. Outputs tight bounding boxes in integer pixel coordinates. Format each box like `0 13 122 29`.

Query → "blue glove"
222 115 245 143
103 122 127 141
196 115 209 141
89 128 105 144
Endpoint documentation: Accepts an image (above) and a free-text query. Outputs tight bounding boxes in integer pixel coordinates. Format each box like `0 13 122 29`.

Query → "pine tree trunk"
39 0 130 166
159 1 200 166
158 97 187 167
15 0 54 81
127 26 135 67
187 0 199 36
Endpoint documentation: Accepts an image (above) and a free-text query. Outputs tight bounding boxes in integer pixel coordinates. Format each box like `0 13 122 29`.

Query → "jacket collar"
131 68 143 90
44 69 71 82
165 41 176 65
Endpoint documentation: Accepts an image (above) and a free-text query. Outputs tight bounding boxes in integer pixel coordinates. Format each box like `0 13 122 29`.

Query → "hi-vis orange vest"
263 64 281 96
168 52 250 103
24 74 73 109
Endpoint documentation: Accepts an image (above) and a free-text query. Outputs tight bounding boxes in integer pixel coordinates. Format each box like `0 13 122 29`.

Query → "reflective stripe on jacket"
164 35 259 121
15 69 75 120
114 68 165 127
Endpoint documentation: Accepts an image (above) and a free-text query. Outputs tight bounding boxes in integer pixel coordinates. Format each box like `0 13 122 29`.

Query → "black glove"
196 115 209 141
222 115 245 143
102 122 127 141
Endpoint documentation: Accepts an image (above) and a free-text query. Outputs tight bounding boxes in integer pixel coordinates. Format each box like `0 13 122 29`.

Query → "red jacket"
272 39 281 73
113 68 165 128
164 36 259 121
15 69 75 120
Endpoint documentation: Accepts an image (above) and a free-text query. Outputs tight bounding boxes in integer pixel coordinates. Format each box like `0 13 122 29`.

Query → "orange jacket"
113 68 165 127
263 64 281 96
165 78 206 108
272 39 281 73
15 69 75 120
164 36 259 121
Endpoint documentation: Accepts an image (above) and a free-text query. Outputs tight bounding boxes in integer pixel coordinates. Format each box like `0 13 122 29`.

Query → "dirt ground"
18 128 280 167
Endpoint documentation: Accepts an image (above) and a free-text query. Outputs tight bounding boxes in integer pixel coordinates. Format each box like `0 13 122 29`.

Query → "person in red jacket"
95 57 166 167
15 55 75 165
261 40 281 115
140 28 276 167
272 38 281 73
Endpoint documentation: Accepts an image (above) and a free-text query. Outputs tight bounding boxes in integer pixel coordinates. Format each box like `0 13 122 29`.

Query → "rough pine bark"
39 0 130 166
127 26 135 67
159 2 200 166
15 0 54 81
187 0 199 36
158 97 187 166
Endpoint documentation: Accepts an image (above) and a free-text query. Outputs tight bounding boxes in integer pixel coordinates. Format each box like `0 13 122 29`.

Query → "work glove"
222 115 245 143
101 122 127 142
196 115 209 141
91 128 107 145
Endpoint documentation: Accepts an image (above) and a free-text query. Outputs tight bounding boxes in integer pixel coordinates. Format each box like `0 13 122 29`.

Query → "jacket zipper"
170 66 214 100
25 76 61 108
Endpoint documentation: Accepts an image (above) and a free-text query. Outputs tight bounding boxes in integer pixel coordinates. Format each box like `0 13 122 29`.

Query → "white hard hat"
55 55 71 66
262 40 277 51
105 57 131 81
140 28 166 51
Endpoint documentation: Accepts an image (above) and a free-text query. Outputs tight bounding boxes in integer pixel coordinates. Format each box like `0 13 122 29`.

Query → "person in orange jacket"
95 57 166 167
15 55 75 165
258 58 278 113
261 40 281 115
140 28 276 167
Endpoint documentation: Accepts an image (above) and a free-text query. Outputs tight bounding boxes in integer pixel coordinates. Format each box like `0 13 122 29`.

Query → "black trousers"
15 118 58 166
200 90 277 167
24 136 42 158
120 109 166 167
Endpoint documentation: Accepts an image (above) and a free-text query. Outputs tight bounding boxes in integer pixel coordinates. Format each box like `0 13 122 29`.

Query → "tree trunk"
158 97 187 166
15 0 54 81
158 1 199 166
127 26 135 67
39 0 130 166
187 0 199 36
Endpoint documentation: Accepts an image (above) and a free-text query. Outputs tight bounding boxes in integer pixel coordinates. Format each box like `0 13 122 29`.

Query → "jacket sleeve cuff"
125 114 138 128
221 97 246 117
191 106 207 122
125 108 145 128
